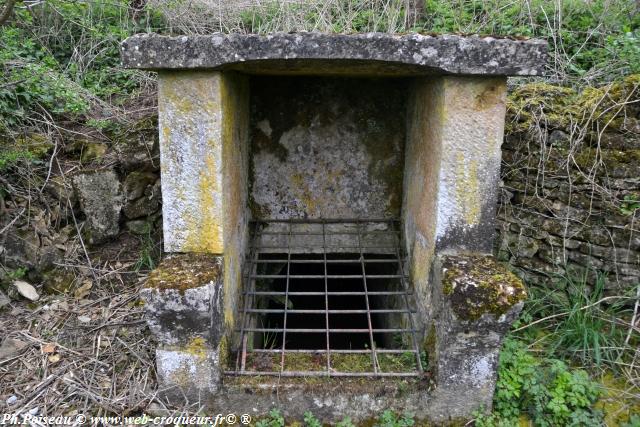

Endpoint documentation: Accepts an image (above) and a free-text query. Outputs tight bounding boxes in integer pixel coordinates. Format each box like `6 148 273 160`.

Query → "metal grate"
227 219 423 378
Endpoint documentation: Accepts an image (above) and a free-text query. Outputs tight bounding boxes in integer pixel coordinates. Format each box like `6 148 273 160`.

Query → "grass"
514 271 637 371
150 0 640 84
239 350 421 373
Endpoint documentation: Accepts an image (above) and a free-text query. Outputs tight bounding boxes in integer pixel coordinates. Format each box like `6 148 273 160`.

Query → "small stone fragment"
125 219 151 235
124 171 157 200
0 338 28 359
41 268 75 295
13 280 39 301
80 142 108 163
72 169 123 245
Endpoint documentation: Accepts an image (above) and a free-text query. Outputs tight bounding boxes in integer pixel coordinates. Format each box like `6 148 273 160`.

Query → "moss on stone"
145 253 221 293
234 351 420 374
575 147 640 171
594 371 640 426
377 352 418 373
506 74 640 136
442 255 527 321
224 373 420 391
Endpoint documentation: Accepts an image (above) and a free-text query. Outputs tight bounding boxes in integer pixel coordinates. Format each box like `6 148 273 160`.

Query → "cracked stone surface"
121 32 547 76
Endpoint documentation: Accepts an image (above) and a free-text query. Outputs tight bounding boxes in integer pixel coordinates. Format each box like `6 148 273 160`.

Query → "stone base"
178 376 487 424
156 348 221 404
430 254 526 413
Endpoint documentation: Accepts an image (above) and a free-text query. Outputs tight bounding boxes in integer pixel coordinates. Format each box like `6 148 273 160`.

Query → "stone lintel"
121 32 546 76
141 254 223 346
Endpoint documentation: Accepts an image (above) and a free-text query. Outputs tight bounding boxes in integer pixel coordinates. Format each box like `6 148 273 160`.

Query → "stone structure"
122 32 546 422
498 79 640 294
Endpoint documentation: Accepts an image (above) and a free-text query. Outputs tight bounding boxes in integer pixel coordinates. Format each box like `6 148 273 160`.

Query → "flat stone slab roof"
121 32 547 76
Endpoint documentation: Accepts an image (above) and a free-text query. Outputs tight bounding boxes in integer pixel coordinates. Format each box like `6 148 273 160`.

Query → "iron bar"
391 220 424 373
279 222 293 373
357 220 379 374
245 291 412 296
224 371 418 378
251 348 418 354
246 309 415 314
241 328 417 333
249 274 405 279
322 221 331 374
233 218 422 377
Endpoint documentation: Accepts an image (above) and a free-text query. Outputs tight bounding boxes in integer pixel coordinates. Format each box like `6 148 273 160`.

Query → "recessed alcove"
124 32 545 421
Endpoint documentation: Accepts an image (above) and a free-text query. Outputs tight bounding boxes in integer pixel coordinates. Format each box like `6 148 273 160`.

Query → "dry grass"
0 269 156 416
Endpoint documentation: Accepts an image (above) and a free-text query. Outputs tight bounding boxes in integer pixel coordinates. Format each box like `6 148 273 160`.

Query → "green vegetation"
0 0 637 139
374 410 415 427
478 269 639 426
256 409 285 427
516 271 638 372
256 408 411 427
475 338 603 426
133 225 160 272
0 0 161 135
155 0 639 83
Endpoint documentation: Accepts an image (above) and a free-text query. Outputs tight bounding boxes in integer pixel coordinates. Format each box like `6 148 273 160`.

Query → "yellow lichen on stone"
183 150 223 253
185 336 208 359
455 153 481 226
145 254 221 293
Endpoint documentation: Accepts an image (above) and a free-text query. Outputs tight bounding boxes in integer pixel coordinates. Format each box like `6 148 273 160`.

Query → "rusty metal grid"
226 219 423 378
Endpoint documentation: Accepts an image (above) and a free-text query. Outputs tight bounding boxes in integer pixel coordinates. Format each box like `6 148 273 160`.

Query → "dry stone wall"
496 76 640 294
0 115 162 291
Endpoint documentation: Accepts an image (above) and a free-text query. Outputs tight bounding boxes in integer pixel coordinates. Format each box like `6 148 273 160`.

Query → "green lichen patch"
286 353 327 372
184 336 208 358
145 253 221 293
442 255 527 321
223 373 420 392
233 351 422 375
574 147 640 177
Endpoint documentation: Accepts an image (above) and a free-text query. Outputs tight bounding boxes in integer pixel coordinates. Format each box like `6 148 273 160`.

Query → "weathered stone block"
121 33 547 76
123 171 157 200
430 255 526 414
156 347 221 403
71 169 123 245
141 254 223 346
123 194 159 219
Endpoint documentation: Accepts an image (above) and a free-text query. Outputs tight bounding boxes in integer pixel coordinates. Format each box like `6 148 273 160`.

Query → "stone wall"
0 115 163 291
249 76 407 219
496 75 640 294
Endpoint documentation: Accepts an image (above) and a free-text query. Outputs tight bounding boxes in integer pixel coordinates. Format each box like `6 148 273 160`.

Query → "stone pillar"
403 77 519 418
403 76 507 316
148 71 250 402
157 70 249 322
140 255 225 403
428 255 526 418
